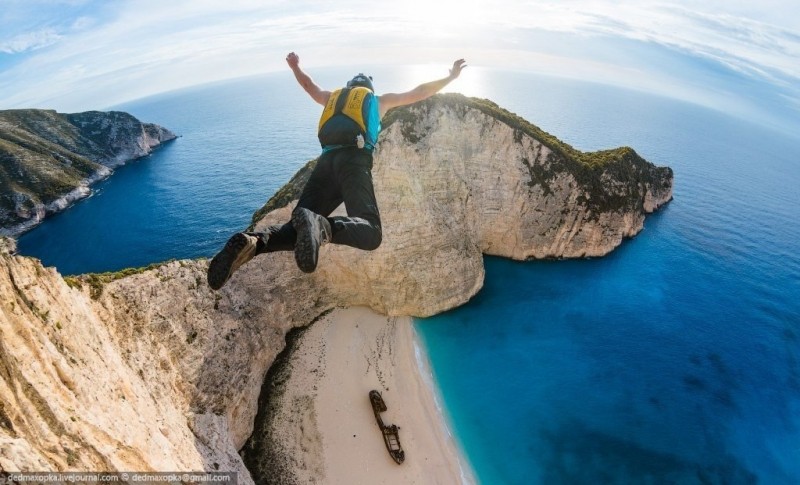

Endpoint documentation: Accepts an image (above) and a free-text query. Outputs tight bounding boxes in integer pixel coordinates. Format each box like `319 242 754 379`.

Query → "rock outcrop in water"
0 109 177 236
0 95 671 481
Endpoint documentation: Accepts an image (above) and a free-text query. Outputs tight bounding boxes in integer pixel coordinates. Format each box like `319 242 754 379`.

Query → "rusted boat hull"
369 390 405 464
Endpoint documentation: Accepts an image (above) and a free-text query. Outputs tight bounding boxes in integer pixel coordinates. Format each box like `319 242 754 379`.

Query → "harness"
318 86 381 152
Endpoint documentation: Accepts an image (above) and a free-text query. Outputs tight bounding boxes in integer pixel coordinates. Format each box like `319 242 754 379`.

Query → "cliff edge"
0 95 672 481
0 109 177 236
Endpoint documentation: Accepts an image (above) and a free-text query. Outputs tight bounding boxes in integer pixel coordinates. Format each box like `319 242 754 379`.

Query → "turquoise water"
416 85 800 483
17 74 322 274
16 69 800 483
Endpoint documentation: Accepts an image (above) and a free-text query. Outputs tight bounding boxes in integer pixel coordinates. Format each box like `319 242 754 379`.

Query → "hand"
449 59 467 79
286 52 300 69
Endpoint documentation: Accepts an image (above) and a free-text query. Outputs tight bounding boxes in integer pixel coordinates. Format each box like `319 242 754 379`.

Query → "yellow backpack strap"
318 88 344 133
341 87 369 132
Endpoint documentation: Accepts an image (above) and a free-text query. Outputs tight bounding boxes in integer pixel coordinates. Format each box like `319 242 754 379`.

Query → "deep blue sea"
17 68 800 484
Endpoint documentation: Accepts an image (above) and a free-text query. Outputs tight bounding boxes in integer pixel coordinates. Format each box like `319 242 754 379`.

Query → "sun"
402 63 488 98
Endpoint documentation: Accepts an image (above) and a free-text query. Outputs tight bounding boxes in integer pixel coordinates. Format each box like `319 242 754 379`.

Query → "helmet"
347 73 374 92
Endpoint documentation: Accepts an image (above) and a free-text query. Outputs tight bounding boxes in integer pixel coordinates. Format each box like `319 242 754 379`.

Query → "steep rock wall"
0 246 326 483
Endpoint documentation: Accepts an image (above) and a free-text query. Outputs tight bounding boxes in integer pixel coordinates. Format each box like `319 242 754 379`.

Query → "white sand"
275 306 474 484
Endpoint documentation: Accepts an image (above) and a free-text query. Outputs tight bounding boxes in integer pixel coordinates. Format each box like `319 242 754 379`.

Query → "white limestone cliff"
253 95 673 316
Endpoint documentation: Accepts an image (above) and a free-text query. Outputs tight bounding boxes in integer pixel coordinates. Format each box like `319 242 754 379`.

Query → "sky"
1 0 799 134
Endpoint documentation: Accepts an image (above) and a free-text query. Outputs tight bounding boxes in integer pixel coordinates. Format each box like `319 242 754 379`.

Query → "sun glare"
401 63 488 98
391 0 492 39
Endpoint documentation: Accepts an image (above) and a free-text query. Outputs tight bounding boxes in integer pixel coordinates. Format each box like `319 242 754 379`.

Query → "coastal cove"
11 69 800 483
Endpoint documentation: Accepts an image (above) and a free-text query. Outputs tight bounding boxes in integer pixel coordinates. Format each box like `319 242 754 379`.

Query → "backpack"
318 86 381 150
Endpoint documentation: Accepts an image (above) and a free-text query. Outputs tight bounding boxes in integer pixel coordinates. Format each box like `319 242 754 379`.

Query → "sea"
16 67 800 484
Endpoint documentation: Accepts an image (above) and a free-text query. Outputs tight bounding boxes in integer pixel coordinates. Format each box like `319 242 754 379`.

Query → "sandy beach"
265 306 474 484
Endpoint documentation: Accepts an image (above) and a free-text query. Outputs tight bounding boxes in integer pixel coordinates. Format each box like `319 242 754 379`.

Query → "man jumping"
207 52 466 290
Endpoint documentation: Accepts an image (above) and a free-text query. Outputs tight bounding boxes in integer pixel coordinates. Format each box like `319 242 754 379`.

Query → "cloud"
0 0 798 135
0 28 62 54
467 0 800 133
70 16 95 31
496 2 800 84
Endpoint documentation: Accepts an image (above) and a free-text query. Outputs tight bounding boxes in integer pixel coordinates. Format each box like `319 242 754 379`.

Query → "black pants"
261 146 382 252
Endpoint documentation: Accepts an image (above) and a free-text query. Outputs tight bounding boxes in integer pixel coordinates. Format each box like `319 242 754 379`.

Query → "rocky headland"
0 94 672 482
0 109 176 236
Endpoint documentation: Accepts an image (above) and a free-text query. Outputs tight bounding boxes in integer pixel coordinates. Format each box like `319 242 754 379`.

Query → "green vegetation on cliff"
383 93 641 168
64 260 178 299
0 109 176 234
0 110 103 225
383 94 673 217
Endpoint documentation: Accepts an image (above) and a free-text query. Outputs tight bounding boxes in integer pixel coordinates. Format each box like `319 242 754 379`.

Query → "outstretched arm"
286 52 330 106
378 59 466 118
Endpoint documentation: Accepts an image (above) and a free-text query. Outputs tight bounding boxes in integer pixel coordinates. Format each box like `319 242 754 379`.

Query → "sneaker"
207 232 258 290
292 208 332 273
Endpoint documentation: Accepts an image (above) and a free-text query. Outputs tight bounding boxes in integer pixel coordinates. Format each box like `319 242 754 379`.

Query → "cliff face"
0 95 671 480
252 95 673 316
0 109 176 236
